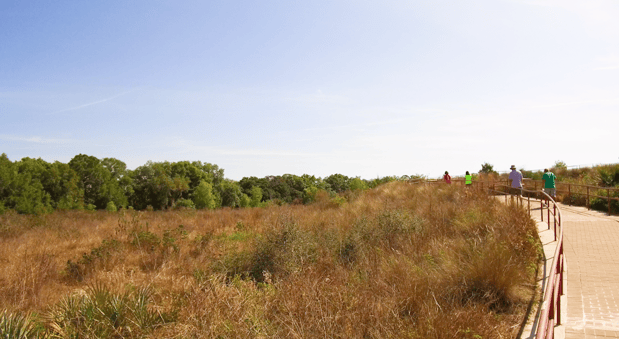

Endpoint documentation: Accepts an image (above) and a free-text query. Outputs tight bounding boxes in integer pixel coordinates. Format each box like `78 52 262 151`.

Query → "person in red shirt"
443 171 451 184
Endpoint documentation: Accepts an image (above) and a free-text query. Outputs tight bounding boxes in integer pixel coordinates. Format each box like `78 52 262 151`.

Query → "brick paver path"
547 203 619 338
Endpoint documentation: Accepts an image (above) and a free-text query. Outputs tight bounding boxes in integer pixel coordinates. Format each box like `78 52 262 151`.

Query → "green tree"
192 180 216 209
219 179 243 208
69 154 128 209
553 160 567 169
303 186 319 204
349 177 368 191
69 154 107 207
250 186 263 207
130 161 189 210
1 156 53 214
479 162 497 174
325 173 350 193
239 193 250 208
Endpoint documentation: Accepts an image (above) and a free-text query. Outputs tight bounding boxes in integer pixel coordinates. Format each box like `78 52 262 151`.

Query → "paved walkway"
527 202 619 338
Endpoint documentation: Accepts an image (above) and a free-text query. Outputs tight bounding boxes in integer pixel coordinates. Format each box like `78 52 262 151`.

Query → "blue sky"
2 0 618 180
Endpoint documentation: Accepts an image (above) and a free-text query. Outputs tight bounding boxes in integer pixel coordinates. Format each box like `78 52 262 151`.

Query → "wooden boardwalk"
526 202 619 338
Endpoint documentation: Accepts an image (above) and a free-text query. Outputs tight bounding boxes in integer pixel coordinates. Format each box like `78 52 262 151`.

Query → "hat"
510 165 516 170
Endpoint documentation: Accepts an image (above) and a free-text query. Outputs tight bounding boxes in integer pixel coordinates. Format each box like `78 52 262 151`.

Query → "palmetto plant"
0 309 39 339
45 283 164 338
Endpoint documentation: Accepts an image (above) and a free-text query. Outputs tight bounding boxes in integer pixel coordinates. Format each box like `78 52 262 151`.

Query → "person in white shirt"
508 165 523 196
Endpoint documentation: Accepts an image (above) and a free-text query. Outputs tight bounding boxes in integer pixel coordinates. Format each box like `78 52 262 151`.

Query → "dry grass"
0 182 540 338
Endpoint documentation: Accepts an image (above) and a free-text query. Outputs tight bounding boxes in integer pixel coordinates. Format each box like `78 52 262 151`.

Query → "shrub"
239 194 250 208
590 190 619 214
303 186 319 204
131 229 161 252
192 181 216 209
216 219 318 282
250 186 263 207
105 201 117 212
175 198 195 209
64 239 123 282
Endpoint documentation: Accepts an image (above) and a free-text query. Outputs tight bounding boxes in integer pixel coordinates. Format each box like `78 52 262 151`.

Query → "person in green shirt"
542 168 557 203
465 171 472 187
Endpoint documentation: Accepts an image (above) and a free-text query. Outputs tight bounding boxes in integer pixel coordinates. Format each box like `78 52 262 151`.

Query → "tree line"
0 153 419 214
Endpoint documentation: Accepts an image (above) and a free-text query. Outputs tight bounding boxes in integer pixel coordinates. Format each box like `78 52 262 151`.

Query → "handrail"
524 179 618 215
411 177 617 215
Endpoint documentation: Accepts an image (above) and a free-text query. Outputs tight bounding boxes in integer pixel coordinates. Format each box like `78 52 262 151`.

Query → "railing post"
547 204 550 229
587 186 590 210
609 188 611 216
568 184 571 206
554 204 557 241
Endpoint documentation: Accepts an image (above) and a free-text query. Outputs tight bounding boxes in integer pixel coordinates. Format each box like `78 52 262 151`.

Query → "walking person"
443 171 451 184
542 168 557 205
465 171 472 188
508 165 523 196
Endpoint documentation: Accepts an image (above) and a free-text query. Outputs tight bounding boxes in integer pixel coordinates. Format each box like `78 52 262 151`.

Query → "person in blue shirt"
508 165 523 196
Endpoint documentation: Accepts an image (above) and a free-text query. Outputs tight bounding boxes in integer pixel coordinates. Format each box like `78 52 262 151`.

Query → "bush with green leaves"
239 194 251 208
106 201 117 212
250 186 263 207
65 239 123 282
175 198 195 209
192 180 216 209
590 190 619 214
216 220 318 282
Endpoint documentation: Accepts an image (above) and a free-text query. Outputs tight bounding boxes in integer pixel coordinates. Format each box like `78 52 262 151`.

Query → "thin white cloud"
0 135 77 144
218 149 317 157
594 65 619 71
156 136 320 158
529 98 619 108
593 55 619 71
50 88 138 114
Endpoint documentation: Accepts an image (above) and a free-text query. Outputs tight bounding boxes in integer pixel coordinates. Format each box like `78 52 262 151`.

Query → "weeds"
0 181 540 338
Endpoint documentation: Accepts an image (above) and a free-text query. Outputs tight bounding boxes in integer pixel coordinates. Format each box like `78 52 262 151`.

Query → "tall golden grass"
0 182 540 338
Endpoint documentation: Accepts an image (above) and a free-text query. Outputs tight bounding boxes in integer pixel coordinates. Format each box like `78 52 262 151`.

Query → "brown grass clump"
0 182 540 338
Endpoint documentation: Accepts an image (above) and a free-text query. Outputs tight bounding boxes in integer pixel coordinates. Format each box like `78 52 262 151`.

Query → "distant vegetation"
0 181 540 338
520 162 619 214
520 161 619 187
0 153 423 215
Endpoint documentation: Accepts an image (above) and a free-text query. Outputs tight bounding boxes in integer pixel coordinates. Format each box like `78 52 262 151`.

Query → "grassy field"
0 182 541 338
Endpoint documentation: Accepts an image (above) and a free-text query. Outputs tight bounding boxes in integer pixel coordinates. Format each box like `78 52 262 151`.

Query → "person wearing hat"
508 165 523 195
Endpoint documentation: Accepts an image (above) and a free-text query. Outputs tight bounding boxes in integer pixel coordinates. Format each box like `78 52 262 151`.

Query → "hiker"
508 165 523 195
443 171 451 184
465 171 472 187
542 168 557 204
